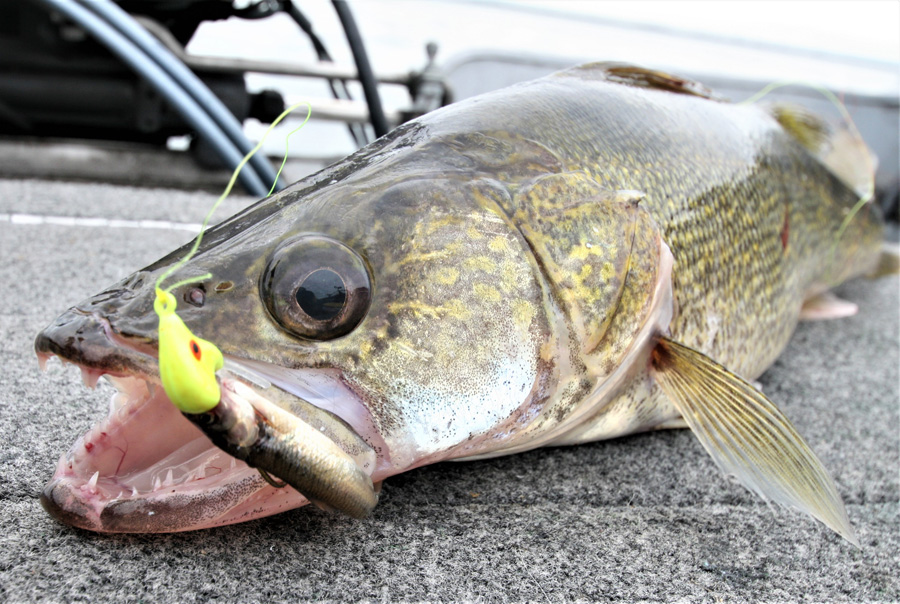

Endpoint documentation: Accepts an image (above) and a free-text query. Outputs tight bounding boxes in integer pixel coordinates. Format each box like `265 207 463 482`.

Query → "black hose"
331 0 390 139
79 0 283 193
35 0 270 196
283 1 332 62
285 0 369 147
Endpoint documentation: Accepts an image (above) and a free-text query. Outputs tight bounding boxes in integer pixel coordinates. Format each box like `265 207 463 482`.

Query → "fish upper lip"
34 307 159 378
34 308 262 532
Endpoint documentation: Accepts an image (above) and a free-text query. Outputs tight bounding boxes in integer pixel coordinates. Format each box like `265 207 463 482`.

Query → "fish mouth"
35 312 379 533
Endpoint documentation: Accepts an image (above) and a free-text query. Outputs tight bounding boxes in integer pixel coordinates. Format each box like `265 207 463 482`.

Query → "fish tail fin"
867 241 900 279
651 337 858 546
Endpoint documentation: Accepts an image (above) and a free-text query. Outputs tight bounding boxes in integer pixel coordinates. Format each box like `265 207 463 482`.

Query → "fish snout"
34 305 158 377
34 269 162 373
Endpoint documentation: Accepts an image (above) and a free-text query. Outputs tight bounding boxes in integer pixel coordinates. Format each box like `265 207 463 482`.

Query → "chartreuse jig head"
154 288 223 413
153 102 312 413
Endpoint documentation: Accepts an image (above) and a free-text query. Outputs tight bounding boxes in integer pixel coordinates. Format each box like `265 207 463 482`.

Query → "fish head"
35 140 560 532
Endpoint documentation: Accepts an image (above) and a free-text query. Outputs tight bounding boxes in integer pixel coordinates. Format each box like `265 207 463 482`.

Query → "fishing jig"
153 102 312 414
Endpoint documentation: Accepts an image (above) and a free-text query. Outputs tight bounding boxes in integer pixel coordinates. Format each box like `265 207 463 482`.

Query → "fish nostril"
214 281 234 293
123 272 148 292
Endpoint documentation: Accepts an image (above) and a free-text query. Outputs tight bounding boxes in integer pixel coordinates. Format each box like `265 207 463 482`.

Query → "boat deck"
1 177 897 601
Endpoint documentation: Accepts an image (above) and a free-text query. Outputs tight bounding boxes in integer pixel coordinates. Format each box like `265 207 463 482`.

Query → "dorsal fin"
769 102 877 197
768 102 830 152
561 62 720 100
821 125 878 198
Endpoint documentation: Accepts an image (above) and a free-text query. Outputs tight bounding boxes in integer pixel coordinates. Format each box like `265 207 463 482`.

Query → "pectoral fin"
651 337 857 545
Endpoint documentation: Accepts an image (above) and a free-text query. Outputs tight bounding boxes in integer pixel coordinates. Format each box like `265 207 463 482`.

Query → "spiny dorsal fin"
563 62 720 100
651 337 858 546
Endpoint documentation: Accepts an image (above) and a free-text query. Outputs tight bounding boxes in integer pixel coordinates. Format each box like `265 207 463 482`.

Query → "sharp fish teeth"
109 391 129 412
132 486 139 498
80 367 102 389
115 405 131 424
87 471 99 490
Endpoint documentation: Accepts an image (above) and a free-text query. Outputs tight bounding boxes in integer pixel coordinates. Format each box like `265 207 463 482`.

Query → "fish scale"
495 66 878 379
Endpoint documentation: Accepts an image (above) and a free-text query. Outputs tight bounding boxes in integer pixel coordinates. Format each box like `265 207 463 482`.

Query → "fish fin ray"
867 241 900 278
560 62 721 99
770 103 876 197
651 337 858 546
800 291 859 321
768 102 831 153
821 125 878 198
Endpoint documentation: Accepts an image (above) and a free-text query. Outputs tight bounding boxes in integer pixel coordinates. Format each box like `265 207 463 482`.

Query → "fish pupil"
190 340 201 360
295 269 346 321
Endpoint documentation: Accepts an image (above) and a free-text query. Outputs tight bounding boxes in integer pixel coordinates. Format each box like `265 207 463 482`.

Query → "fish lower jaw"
41 364 309 533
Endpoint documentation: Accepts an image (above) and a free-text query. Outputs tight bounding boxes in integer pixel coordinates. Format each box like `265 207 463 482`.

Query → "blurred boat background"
1 0 897 218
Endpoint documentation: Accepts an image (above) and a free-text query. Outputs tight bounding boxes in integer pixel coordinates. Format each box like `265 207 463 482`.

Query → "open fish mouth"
36 313 380 533
38 366 285 533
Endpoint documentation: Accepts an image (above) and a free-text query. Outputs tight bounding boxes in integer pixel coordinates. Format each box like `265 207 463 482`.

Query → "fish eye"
261 235 371 341
295 269 346 321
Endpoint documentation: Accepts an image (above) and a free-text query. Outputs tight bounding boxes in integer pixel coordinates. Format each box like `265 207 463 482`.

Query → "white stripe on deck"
0 213 203 232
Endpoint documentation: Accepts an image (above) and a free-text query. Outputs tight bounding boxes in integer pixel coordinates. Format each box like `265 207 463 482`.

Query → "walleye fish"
36 63 885 541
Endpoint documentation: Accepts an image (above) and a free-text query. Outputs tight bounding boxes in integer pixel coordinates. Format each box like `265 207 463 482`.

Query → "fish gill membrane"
35 64 890 541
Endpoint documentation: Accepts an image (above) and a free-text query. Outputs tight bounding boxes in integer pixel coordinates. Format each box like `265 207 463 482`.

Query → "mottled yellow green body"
37 63 886 535
57 63 884 474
